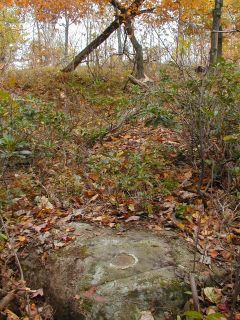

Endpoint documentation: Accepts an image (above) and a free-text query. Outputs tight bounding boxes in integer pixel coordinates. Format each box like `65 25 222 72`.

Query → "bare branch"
212 29 240 33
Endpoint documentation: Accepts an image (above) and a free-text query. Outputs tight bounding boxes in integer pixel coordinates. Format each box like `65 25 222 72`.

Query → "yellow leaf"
128 204 135 212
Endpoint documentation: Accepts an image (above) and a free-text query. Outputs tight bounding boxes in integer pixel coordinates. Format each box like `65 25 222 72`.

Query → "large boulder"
22 223 206 320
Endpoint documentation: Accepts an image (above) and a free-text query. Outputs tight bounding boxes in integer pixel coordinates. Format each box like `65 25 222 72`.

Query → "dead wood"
0 290 16 311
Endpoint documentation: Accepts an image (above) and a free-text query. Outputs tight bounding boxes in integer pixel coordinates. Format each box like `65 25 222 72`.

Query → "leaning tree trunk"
125 20 145 79
209 0 223 65
62 0 145 72
62 17 124 72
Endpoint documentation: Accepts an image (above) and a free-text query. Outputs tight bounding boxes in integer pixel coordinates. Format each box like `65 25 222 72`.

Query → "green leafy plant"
0 232 8 241
161 178 179 195
183 310 223 320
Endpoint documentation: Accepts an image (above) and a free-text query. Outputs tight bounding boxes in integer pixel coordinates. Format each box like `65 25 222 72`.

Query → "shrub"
174 61 240 193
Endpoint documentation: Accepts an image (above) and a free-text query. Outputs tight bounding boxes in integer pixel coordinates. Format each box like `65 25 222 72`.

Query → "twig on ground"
0 214 24 282
0 290 16 311
189 273 200 312
229 252 240 320
0 210 31 315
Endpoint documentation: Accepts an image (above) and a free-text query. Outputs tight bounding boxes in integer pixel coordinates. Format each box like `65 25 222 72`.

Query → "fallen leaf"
125 216 140 222
184 170 193 179
62 236 75 243
128 204 135 212
89 194 99 203
82 287 96 299
32 223 48 233
108 223 115 228
199 255 211 266
84 190 97 197
209 250 219 259
178 191 198 201
232 228 240 235
17 235 27 243
94 294 106 303
5 309 20 320
31 288 44 298
35 196 53 210
203 287 222 304
217 303 229 313
140 311 154 320
89 173 99 181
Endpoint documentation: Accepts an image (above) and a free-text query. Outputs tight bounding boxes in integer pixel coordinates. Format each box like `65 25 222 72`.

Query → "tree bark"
125 20 145 79
112 0 145 78
64 11 70 64
62 17 124 72
62 0 145 72
217 25 223 58
209 0 223 65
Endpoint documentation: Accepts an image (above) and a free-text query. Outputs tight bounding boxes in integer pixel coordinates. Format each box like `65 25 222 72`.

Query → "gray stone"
22 223 212 320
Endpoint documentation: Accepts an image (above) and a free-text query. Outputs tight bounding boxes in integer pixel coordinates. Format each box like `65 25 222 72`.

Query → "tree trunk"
217 25 223 58
209 0 223 65
176 3 182 65
62 17 124 72
115 7 123 57
125 20 145 79
62 0 145 72
64 11 70 64
117 25 123 56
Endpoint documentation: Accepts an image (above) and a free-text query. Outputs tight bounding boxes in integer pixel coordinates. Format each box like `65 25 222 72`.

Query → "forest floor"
0 66 239 319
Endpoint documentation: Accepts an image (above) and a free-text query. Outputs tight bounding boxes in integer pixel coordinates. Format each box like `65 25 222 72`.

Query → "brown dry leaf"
152 225 162 231
35 196 54 210
82 286 106 302
128 204 135 212
17 235 27 243
206 306 218 314
31 288 44 298
88 173 99 181
184 170 193 179
89 194 99 203
232 228 240 235
94 294 106 303
217 303 229 313
32 223 48 233
108 223 115 228
84 190 97 197
221 251 232 260
174 221 185 230
140 311 154 320
209 250 219 259
82 286 96 299
65 227 75 233
178 191 198 201
125 216 140 222
5 309 20 320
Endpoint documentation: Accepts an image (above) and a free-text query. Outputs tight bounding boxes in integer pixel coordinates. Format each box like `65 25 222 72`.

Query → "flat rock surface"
22 223 205 320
